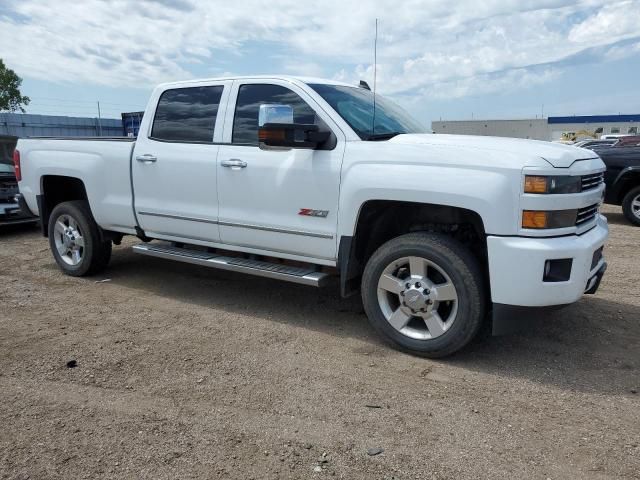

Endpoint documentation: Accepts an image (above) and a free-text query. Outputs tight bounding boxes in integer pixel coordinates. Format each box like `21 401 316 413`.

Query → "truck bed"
16 137 138 234
24 136 136 141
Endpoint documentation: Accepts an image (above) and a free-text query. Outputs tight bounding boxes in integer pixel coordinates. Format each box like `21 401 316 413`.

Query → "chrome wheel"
53 214 85 266
377 256 458 340
632 193 640 220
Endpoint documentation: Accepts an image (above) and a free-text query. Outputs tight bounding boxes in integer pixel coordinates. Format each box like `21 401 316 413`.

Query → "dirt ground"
0 204 638 480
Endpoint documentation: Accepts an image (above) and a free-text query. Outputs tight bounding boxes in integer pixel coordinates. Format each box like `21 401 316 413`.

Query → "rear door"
132 82 230 242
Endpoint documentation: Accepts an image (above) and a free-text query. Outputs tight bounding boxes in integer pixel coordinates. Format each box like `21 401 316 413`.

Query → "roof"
548 114 640 124
158 75 356 89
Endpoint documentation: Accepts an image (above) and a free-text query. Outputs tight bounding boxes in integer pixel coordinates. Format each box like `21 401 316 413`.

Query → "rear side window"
232 84 317 145
151 86 223 142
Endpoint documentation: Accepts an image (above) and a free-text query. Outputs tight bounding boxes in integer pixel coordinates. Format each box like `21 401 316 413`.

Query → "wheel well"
39 176 88 237
615 172 640 203
339 200 487 297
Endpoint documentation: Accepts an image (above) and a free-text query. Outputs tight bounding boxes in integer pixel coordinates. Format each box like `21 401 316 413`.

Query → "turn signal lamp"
522 211 548 229
522 209 578 229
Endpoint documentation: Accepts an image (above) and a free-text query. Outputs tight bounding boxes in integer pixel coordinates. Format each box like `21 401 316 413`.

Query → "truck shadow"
602 209 631 226
450 297 640 396
0 222 39 236
103 246 639 396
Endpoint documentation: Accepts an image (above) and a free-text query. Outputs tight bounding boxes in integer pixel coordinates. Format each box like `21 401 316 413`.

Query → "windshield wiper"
364 131 403 141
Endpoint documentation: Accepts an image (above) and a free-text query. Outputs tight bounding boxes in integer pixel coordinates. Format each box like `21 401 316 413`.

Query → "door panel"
217 144 342 259
133 140 221 241
132 82 230 242
217 80 344 261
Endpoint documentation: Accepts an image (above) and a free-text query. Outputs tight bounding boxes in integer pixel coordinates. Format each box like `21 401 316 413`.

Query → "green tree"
0 59 30 113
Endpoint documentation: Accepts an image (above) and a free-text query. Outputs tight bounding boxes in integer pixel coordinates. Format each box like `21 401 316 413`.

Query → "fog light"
543 258 573 282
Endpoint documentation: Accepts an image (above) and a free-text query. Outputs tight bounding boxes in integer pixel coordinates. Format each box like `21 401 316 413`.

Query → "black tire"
48 200 112 276
361 232 485 358
621 186 640 226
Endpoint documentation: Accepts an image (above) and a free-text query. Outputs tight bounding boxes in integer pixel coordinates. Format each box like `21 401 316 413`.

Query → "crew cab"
14 76 609 357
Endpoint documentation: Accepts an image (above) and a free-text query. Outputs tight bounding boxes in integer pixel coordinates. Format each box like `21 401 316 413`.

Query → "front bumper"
487 215 608 307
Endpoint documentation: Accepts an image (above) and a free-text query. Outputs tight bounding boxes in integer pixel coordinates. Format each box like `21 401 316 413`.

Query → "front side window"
151 86 223 142
232 84 317 145
309 83 426 140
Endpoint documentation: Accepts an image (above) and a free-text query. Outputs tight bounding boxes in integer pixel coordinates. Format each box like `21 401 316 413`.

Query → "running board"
132 242 330 287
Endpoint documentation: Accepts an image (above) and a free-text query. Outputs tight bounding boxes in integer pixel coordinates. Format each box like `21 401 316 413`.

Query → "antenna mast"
372 18 378 136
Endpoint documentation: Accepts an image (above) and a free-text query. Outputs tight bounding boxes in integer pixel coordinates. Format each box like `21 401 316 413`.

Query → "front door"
132 82 230 242
216 80 344 262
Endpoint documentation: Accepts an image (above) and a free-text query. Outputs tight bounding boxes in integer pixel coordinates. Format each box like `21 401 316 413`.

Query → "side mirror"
258 103 330 149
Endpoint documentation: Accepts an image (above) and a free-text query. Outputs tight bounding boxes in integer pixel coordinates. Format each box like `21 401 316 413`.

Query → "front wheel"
48 200 112 276
361 232 485 358
621 186 640 226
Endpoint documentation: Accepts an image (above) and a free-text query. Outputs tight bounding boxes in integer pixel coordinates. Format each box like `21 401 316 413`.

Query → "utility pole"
97 101 103 136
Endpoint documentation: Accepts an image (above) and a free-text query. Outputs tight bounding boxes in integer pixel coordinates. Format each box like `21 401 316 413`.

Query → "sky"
1 0 640 127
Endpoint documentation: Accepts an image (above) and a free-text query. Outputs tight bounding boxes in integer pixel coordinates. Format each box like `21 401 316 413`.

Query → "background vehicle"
574 139 616 149
601 133 633 140
1 135 37 226
14 76 608 357
599 144 640 225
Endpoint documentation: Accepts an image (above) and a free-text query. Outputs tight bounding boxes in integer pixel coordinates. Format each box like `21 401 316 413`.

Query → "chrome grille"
576 203 599 226
580 172 604 192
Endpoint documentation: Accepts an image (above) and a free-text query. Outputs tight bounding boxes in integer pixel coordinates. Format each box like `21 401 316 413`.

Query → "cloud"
569 0 640 43
0 0 639 102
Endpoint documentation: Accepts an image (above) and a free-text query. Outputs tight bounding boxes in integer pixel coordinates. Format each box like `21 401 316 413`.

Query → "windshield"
0 163 15 174
309 84 426 140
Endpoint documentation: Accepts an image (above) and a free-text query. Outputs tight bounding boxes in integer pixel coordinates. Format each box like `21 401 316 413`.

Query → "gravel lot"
1 205 638 480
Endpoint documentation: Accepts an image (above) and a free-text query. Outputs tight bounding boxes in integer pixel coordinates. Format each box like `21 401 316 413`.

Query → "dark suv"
595 144 640 225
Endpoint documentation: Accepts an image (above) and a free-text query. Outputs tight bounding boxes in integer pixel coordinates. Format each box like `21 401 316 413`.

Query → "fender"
613 165 640 187
608 166 640 203
334 140 551 241
337 163 522 240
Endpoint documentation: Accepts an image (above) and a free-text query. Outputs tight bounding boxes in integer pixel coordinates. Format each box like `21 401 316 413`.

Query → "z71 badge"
298 208 329 218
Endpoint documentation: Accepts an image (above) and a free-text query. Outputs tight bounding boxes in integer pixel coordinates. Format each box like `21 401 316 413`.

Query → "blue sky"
2 0 640 127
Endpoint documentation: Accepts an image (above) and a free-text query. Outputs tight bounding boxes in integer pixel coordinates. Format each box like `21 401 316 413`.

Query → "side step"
132 242 331 287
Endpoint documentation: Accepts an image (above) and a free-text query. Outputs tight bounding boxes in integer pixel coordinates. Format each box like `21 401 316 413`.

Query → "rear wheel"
48 200 112 276
621 186 640 226
361 232 485 358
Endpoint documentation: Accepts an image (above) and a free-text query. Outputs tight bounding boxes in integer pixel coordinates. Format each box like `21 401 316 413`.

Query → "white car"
14 76 608 357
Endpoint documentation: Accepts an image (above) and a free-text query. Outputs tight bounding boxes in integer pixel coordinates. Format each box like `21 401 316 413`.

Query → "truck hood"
388 134 599 168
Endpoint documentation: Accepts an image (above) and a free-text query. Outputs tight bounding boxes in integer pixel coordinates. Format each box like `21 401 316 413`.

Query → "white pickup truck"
15 75 608 357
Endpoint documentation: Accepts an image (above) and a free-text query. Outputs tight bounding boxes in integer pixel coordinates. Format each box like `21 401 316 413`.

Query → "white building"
431 115 640 141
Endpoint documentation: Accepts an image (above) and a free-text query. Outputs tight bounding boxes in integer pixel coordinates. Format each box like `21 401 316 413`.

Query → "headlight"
522 209 577 229
524 175 581 194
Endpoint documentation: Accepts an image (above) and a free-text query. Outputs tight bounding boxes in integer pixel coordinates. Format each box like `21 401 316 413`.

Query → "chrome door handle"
221 159 247 169
136 154 157 163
